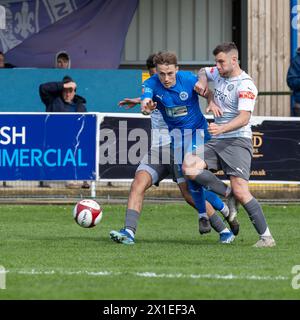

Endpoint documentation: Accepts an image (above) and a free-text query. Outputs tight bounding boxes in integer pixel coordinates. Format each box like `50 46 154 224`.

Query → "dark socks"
243 198 268 235
209 212 226 233
195 170 229 196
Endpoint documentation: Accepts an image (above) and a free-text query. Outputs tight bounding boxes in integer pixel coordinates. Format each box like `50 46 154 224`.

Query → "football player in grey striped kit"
184 42 275 248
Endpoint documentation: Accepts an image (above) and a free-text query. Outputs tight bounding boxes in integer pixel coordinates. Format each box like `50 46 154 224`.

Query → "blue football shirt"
142 71 208 132
142 71 210 153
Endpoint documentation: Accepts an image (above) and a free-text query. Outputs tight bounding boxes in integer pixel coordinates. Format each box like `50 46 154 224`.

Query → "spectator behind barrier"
39 75 86 112
39 76 90 189
55 51 71 69
39 50 71 187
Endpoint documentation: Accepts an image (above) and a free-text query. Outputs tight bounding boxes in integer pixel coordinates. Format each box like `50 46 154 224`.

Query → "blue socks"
204 190 224 212
187 180 207 218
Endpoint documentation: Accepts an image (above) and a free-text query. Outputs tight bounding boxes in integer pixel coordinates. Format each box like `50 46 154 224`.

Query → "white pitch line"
136 272 288 281
4 269 288 281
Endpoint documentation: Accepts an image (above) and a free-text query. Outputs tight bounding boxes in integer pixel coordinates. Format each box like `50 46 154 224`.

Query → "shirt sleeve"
187 71 198 86
237 80 258 112
178 71 198 89
205 67 219 82
141 78 154 100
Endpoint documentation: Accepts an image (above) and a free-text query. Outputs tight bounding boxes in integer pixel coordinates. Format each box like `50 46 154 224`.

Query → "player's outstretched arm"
194 68 209 97
208 110 251 136
119 97 141 109
141 98 157 115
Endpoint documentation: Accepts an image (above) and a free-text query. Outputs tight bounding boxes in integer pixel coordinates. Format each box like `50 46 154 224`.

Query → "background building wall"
121 0 233 66
123 0 293 117
248 0 291 116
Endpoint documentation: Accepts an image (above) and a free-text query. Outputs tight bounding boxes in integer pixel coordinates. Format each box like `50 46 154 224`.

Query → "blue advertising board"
0 113 97 181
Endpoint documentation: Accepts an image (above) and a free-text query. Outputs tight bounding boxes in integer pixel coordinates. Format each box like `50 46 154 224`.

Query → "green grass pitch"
0 203 300 300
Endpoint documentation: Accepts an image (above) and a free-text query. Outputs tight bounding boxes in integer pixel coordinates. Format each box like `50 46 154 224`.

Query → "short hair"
57 52 69 61
62 76 76 93
146 53 156 70
153 51 178 66
213 42 238 56
62 75 73 83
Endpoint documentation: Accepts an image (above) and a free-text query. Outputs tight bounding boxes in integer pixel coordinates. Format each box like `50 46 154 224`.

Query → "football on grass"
73 199 103 228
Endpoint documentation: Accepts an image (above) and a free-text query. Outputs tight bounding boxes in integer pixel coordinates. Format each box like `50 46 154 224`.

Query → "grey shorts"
136 145 184 185
204 137 253 180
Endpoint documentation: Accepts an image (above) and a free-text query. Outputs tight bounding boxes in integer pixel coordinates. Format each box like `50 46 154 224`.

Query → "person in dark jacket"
39 76 86 112
39 76 89 189
287 48 300 117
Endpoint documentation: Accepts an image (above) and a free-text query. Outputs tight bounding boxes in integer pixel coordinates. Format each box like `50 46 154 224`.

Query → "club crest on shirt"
227 84 235 92
179 91 189 101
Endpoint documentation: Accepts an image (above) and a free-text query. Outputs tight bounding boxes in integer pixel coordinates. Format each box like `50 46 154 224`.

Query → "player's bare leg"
110 170 152 245
183 154 231 197
127 170 152 213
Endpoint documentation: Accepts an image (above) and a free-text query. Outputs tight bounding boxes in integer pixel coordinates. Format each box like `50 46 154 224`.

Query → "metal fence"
1 180 299 203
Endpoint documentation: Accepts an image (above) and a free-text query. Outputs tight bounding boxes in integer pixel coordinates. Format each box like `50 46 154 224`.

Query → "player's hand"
194 81 209 97
208 122 224 136
119 97 141 109
206 100 223 117
141 100 157 115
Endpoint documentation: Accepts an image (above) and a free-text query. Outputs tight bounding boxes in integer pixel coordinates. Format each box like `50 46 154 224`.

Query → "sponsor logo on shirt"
165 106 188 118
239 91 256 100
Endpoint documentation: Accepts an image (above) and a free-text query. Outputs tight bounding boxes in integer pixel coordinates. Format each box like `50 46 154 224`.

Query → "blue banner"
2 0 138 68
0 114 97 180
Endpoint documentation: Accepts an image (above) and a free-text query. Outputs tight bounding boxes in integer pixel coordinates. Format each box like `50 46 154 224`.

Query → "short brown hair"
153 51 178 66
213 42 238 56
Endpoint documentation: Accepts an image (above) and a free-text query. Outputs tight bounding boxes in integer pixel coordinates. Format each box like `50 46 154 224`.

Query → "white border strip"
97 178 300 185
